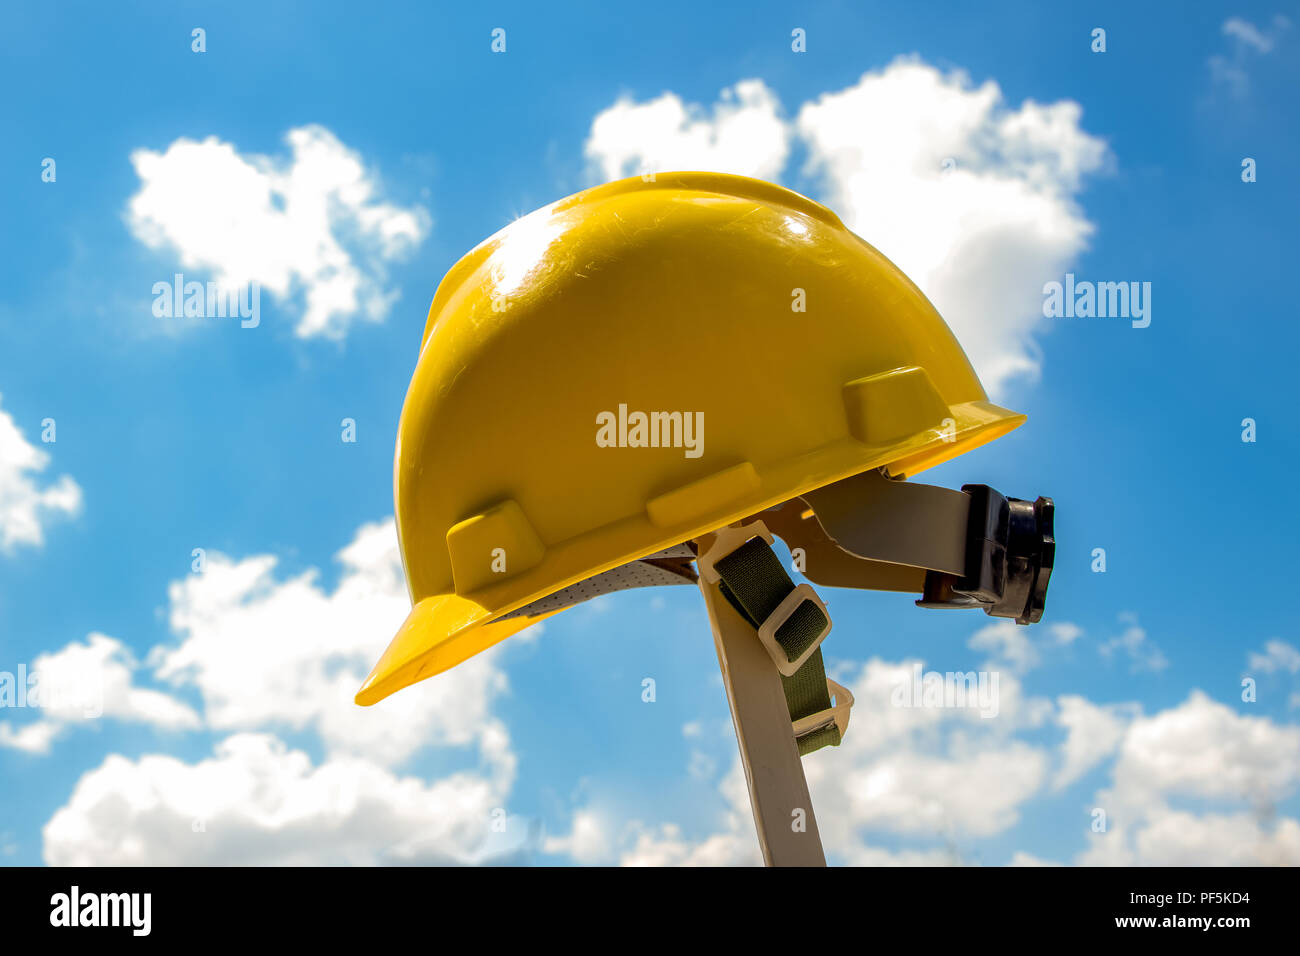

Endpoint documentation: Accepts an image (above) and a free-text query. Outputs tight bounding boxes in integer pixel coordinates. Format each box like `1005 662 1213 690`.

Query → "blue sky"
1 0 1298 865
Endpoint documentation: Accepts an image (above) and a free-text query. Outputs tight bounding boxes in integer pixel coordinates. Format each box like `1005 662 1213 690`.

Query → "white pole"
696 569 827 867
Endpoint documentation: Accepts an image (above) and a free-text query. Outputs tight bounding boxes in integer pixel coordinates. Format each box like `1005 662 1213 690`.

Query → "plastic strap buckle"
792 679 854 742
696 521 775 585
757 582 832 677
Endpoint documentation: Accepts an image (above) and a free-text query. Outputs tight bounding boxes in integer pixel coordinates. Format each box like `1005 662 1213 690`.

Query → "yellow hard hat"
356 171 1025 706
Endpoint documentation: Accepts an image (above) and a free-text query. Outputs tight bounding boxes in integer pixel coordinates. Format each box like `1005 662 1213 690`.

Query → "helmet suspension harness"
692 469 1054 865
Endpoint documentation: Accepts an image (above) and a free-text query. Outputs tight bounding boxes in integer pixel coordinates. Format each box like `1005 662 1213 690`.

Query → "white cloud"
0 633 200 754
1080 691 1300 865
687 749 717 779
1247 638 1300 709
585 79 790 182
1053 695 1133 790
582 60 1107 397
543 808 619 865
549 757 763 866
43 733 519 866
817 744 1048 839
1112 690 1300 805
1223 15 1289 54
1208 57 1251 99
606 654 1052 866
39 633 199 727
843 844 963 866
1209 16 1292 97
41 518 533 864
152 518 520 773
830 655 1049 744
1098 616 1167 673
1131 810 1300 867
620 824 761 867
1248 638 1300 675
0 395 81 552
127 125 429 339
968 619 1041 674
1049 622 1083 645
804 662 1050 843
619 761 761 867
0 721 62 754
798 58 1108 394
963 618 1082 707
577 644 1300 867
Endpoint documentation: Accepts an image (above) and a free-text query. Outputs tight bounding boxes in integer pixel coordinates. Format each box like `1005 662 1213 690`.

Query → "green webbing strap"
713 538 841 756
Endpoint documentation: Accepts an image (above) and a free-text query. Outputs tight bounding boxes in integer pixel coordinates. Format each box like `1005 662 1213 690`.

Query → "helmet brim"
354 594 559 706
358 397 1024 706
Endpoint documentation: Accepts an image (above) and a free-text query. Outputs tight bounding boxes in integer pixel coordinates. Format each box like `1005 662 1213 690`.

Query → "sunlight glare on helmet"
491 207 566 299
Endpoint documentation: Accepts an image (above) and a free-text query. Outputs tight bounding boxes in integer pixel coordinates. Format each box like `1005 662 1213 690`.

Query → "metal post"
696 569 826 867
